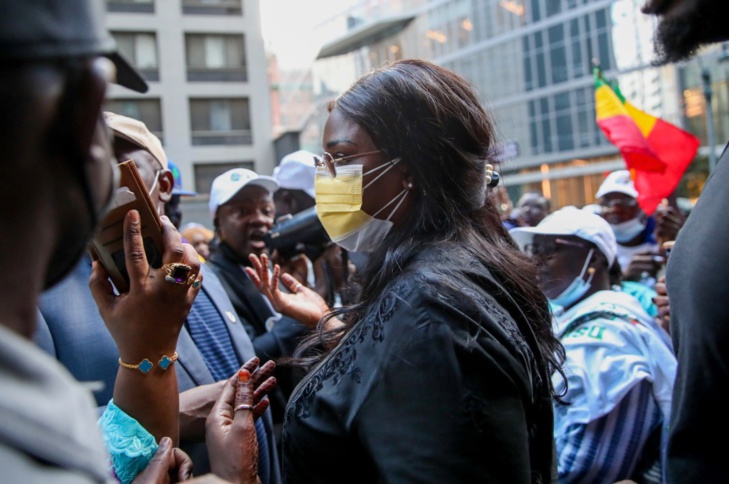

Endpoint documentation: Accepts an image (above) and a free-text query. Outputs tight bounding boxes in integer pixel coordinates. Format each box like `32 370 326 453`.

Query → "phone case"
88 160 164 293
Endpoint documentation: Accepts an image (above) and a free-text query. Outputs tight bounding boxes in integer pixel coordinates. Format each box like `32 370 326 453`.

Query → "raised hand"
90 211 202 444
206 357 277 484
245 253 329 327
654 204 684 248
623 251 664 283
90 211 201 364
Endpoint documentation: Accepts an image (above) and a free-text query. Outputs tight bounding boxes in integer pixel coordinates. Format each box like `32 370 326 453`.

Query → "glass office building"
305 0 713 208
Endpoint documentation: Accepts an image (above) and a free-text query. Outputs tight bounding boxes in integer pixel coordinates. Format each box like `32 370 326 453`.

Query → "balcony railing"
182 0 241 15
107 0 154 14
191 129 251 146
186 67 247 82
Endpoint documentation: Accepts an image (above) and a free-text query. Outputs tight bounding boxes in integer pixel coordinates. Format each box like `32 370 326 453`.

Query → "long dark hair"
295 59 565 399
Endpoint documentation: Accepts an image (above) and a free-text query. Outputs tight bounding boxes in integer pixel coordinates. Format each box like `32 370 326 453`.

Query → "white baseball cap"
272 150 317 199
209 168 279 218
510 206 617 265
595 169 638 199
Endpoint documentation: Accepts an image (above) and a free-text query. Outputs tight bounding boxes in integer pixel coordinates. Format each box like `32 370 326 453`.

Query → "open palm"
246 253 329 327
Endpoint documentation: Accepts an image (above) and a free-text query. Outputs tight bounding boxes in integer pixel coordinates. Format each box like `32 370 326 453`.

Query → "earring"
587 267 596 275
407 182 413 189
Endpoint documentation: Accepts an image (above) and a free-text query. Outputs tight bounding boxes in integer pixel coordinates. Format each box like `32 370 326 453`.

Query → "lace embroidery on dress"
291 290 400 419
98 399 158 484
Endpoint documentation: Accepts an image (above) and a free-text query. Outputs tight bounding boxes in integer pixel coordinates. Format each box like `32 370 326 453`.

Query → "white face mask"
548 249 595 309
314 159 408 253
610 216 646 243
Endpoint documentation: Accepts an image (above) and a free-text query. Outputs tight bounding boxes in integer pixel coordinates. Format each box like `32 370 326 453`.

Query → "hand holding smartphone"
89 160 164 293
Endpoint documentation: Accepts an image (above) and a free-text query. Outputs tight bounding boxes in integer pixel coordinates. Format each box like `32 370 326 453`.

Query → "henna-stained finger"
253 377 277 404
242 356 261 375
250 360 276 388
253 398 270 420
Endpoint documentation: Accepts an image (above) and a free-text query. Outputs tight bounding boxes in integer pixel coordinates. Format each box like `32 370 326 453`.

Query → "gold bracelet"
158 352 179 370
118 352 178 374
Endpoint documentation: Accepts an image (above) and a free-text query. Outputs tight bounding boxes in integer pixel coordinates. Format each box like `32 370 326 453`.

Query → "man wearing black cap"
0 0 193 481
0 0 274 481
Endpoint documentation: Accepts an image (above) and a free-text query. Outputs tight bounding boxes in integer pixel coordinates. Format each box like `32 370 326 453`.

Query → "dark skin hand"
179 381 226 443
624 252 665 282
653 275 670 333
90 211 202 444
206 357 277 484
653 205 684 248
132 437 194 483
246 253 330 327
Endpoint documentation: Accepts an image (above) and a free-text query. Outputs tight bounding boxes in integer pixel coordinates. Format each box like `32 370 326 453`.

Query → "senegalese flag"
594 66 700 214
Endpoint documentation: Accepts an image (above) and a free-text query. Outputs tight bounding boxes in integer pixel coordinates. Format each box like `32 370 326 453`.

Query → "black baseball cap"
0 0 148 93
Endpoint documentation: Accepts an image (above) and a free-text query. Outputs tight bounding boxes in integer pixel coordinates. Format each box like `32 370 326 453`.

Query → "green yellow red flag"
594 66 700 214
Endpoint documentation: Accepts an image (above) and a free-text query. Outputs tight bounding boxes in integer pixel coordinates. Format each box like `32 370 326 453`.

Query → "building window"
189 98 251 146
182 0 242 16
105 98 163 142
185 34 247 82
194 161 254 194
111 32 159 82
107 0 154 14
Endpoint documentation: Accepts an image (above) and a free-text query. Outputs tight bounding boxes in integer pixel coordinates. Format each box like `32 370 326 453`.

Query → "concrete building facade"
304 0 700 209
105 0 273 226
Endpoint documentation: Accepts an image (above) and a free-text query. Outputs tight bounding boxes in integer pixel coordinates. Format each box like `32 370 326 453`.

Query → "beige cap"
104 111 167 170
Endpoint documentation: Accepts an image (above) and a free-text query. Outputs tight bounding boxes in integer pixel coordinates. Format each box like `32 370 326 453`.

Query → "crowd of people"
2 0 729 483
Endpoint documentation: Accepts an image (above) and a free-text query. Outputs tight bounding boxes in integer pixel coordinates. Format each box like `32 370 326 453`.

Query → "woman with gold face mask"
247 59 566 483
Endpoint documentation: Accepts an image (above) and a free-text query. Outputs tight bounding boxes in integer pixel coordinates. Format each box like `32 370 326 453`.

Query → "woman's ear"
403 175 415 190
398 161 414 190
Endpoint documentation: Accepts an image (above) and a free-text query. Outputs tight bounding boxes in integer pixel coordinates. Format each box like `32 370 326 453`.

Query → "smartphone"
88 160 164 293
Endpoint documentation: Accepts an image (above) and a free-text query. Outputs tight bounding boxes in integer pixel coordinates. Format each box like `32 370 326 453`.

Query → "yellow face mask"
314 159 407 252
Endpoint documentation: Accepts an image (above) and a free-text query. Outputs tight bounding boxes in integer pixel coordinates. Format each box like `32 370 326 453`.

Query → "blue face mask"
549 249 595 309
610 216 646 243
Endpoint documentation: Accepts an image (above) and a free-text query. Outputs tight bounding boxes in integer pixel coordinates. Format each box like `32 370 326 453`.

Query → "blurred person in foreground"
0 0 272 482
248 59 566 482
272 149 356 308
643 1 729 481
511 206 676 483
36 113 281 482
595 170 682 287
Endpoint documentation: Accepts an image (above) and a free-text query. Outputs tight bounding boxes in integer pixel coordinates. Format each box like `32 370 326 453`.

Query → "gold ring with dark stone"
163 263 192 285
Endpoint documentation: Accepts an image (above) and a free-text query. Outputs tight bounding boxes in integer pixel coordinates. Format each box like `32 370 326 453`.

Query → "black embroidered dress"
282 244 555 483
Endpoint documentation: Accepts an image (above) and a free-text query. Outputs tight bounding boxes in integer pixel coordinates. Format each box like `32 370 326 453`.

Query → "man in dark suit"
206 168 313 432
36 114 280 483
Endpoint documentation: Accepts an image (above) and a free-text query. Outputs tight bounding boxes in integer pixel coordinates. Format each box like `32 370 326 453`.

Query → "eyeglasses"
313 150 382 178
600 198 638 209
524 238 590 258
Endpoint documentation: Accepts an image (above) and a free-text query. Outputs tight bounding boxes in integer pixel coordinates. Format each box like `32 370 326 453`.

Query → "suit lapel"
176 326 214 386
210 255 273 332
200 264 257 363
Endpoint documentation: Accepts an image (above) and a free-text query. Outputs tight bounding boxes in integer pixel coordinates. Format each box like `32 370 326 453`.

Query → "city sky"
260 0 356 69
